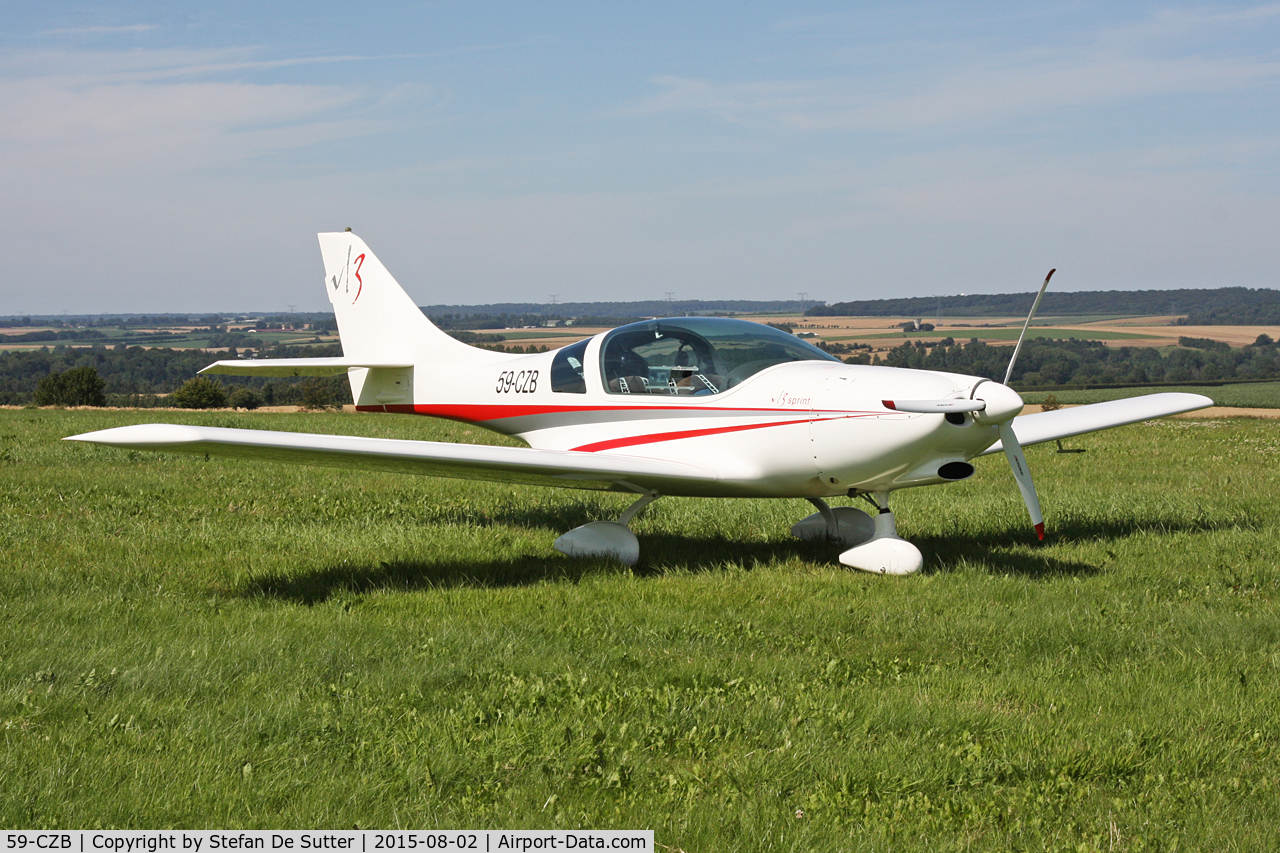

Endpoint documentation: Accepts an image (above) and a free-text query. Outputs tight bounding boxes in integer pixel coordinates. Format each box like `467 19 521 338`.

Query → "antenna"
1003 269 1055 385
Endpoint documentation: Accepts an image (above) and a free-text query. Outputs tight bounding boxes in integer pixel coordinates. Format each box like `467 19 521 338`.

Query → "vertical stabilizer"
317 232 505 365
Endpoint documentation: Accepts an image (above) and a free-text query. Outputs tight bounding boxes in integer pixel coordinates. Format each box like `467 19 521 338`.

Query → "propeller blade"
998 420 1045 540
883 399 987 414
1004 268 1056 386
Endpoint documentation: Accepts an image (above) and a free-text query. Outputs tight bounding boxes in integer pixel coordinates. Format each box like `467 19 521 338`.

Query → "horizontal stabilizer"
199 358 412 377
64 424 718 493
979 392 1213 455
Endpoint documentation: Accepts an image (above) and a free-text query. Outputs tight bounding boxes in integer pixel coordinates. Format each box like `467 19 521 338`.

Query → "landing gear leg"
790 497 876 546
553 493 658 565
837 491 923 576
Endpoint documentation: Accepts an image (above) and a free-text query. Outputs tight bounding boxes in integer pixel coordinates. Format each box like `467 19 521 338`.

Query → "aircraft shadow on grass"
420 496 619 533
238 507 1248 604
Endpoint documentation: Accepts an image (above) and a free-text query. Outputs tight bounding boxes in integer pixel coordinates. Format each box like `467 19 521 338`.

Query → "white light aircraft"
68 233 1213 574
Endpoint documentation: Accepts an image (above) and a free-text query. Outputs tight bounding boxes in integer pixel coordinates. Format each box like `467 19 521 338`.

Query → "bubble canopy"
597 317 839 396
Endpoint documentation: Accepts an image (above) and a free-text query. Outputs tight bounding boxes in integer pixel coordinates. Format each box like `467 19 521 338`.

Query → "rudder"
318 231 500 365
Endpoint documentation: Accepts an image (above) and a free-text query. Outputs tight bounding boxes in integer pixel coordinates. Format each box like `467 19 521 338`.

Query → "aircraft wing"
979 392 1214 456
64 424 717 493
199 358 412 377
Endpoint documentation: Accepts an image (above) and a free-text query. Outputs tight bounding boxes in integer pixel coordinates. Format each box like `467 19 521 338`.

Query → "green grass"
1022 381 1280 408
2 408 1278 848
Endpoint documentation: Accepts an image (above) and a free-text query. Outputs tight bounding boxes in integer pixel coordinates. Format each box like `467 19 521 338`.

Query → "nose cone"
973 381 1024 424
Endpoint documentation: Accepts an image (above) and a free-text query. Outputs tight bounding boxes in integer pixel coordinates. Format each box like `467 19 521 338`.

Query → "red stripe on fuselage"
570 412 884 453
570 418 807 452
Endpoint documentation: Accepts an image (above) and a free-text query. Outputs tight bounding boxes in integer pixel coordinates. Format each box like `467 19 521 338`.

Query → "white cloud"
40 24 159 36
623 4 1280 134
0 46 417 312
0 48 402 179
625 48 1280 134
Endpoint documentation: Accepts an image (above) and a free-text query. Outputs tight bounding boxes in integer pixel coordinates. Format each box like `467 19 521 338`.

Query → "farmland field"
1022 381 1280 409
828 328 1159 342
1 408 1278 849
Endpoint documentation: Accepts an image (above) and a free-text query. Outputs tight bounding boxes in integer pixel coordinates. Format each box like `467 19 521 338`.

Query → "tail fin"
318 231 504 365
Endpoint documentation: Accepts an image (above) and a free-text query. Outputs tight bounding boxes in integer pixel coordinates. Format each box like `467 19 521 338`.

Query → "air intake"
938 461 975 481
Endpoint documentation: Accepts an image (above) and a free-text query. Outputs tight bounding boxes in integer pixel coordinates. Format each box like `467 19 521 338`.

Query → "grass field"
2 408 1278 849
1022 381 1280 409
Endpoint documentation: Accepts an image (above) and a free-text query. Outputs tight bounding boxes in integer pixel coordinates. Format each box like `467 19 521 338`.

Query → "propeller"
1004 269 1055 385
968 379 1045 541
986 268 1056 540
883 269 1055 540
999 420 1045 540
886 380 1046 540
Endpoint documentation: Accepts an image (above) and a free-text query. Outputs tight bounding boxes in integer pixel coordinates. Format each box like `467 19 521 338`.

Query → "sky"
2 2 1279 314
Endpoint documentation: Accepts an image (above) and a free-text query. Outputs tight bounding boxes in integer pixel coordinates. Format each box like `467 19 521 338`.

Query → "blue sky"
3 2 1278 313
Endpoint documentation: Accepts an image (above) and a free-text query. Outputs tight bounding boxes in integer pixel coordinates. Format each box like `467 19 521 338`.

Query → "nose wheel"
835 492 923 576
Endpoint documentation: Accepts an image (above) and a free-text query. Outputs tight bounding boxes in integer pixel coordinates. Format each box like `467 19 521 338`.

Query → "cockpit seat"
687 373 723 394
608 375 651 394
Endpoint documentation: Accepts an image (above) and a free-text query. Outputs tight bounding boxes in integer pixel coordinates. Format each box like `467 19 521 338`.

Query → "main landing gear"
552 492 658 565
553 490 923 575
790 493 923 576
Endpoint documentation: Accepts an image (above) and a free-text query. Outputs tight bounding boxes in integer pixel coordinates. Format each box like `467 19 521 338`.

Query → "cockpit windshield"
599 317 838 396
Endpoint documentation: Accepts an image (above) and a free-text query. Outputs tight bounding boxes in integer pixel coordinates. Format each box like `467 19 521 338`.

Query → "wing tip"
63 423 207 448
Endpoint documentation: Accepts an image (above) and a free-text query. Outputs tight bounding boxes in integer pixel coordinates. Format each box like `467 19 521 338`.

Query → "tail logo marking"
352 253 365 303
331 245 351 293
328 245 365 304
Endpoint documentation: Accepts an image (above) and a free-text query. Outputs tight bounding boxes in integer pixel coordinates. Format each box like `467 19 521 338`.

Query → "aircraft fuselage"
352 343 1004 499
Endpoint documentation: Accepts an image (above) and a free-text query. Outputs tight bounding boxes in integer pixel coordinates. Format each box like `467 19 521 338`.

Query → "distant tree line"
429 312 650 330
431 313 557 330
874 335 1280 386
0 343 354 408
1173 299 1280 325
1177 336 1231 351
421 300 810 317
0 329 108 343
810 286 1280 323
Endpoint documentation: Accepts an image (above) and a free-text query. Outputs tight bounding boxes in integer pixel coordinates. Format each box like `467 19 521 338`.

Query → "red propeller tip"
1034 522 1045 541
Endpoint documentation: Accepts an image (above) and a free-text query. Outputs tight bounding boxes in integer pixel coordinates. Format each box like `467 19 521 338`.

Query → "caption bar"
3 832 652 853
